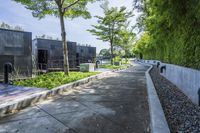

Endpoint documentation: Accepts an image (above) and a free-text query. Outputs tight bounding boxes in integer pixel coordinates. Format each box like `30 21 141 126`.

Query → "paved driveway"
0 63 150 133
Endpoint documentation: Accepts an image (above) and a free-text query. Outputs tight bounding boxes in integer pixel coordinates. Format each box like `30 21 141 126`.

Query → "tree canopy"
88 4 133 64
99 48 111 58
132 0 200 69
14 0 95 19
118 23 136 58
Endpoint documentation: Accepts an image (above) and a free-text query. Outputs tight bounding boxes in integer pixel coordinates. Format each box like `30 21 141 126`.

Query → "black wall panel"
0 28 32 79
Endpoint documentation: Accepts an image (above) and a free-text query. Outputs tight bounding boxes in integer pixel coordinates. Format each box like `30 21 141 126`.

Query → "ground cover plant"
13 72 99 89
99 64 127 69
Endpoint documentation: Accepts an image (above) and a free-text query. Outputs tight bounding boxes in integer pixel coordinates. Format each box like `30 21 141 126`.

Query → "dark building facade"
33 39 96 71
76 45 96 64
33 38 77 70
0 28 32 79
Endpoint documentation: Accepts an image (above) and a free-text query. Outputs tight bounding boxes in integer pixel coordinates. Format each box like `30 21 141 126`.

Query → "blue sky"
0 0 137 53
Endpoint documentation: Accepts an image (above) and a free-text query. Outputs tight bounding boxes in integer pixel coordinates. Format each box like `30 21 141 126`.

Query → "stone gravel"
150 66 200 133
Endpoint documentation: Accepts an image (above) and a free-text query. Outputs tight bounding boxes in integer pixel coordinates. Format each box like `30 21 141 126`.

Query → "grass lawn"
99 64 128 69
13 72 99 89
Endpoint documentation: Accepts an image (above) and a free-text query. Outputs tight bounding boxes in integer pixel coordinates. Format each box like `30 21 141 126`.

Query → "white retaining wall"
161 63 200 105
144 60 200 105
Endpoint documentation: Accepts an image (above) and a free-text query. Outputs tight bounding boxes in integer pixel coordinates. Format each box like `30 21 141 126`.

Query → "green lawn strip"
121 60 131 65
99 64 128 69
13 72 99 89
121 58 132 65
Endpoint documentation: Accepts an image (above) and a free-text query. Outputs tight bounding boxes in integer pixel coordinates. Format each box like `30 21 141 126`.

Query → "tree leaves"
14 0 97 19
133 0 200 69
88 6 132 46
88 4 134 64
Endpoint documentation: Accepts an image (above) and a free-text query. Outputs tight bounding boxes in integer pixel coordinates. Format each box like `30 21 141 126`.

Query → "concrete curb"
0 71 113 117
144 63 170 133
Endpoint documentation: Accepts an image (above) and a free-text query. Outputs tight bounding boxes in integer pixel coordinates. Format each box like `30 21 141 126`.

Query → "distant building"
33 38 96 71
0 28 96 80
32 38 77 71
0 28 32 79
76 45 96 64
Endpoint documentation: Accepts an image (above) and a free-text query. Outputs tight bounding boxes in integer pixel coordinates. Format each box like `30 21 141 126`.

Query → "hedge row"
133 0 200 70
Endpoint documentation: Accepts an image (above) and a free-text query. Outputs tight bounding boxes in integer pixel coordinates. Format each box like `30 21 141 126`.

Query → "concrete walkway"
0 63 150 133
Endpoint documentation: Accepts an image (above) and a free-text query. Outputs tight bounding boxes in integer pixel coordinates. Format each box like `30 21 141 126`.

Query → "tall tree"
14 0 98 75
88 5 132 65
118 22 136 59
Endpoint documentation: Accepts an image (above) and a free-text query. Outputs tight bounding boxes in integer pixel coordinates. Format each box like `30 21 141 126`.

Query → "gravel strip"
150 66 200 133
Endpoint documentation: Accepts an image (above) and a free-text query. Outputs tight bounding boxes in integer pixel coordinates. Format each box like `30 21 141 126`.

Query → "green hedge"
133 0 200 70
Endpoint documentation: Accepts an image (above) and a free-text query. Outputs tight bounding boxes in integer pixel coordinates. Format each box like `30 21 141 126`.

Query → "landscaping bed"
13 72 99 89
99 64 128 69
150 66 200 133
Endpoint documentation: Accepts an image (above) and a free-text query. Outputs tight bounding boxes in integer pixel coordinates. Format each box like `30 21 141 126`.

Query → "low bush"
13 72 99 89
99 64 127 69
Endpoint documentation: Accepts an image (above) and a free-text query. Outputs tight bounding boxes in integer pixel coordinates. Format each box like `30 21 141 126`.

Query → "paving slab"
0 115 72 133
37 98 87 115
0 84 47 105
54 111 127 133
0 63 150 133
0 106 48 123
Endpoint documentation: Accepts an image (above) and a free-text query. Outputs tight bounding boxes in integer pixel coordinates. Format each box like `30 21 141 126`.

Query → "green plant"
13 72 99 89
122 58 130 65
99 64 127 69
88 4 132 65
132 0 200 69
114 56 121 62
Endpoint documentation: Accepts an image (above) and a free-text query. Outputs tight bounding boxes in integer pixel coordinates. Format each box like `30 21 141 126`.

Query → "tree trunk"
110 22 115 65
125 50 128 63
110 43 114 65
59 12 69 75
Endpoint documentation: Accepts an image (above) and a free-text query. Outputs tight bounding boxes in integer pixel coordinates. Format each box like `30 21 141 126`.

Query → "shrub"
13 72 99 89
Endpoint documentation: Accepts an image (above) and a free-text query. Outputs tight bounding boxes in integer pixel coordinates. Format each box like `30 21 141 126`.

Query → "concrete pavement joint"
0 114 49 124
36 105 79 133
73 99 131 132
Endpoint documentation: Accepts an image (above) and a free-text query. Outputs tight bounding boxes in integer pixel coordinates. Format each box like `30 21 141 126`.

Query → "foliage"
13 72 99 89
99 48 111 58
0 22 24 31
132 32 151 58
121 58 131 65
88 3 132 65
14 0 95 19
133 0 200 69
118 22 136 58
14 0 98 75
113 56 121 62
99 64 127 69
